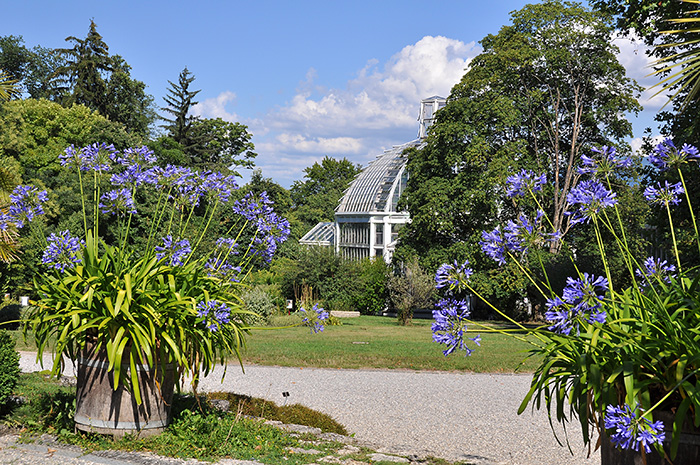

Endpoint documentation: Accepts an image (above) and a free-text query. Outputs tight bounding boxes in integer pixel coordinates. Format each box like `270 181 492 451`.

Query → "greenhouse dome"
299 96 446 262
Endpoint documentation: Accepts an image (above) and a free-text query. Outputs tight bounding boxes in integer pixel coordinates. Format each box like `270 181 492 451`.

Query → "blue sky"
3 1 664 187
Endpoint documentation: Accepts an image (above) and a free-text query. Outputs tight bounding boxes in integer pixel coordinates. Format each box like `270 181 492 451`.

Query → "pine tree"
54 20 113 113
160 67 202 150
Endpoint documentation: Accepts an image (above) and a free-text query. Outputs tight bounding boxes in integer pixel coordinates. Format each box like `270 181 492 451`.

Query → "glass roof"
336 140 424 214
299 221 335 245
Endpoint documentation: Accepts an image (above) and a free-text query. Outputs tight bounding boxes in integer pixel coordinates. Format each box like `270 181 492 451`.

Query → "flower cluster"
59 143 116 172
4 185 49 229
300 303 329 333
565 179 618 225
41 230 84 272
648 138 700 170
435 260 473 291
432 297 481 356
643 181 684 206
604 404 665 454
544 273 608 335
505 169 546 197
232 192 291 263
155 235 192 267
635 257 676 288
196 300 232 332
99 188 137 215
577 146 632 176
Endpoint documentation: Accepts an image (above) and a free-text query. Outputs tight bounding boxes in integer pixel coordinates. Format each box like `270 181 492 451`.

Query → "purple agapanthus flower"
300 303 329 333
432 297 480 356
479 226 524 265
566 179 618 225
155 235 191 266
505 169 546 198
605 404 665 453
504 210 560 253
99 188 137 215
233 192 291 264
41 230 84 272
8 185 49 228
643 181 684 206
110 145 157 166
60 143 115 172
635 257 676 288
154 165 204 207
545 273 608 335
197 300 233 332
648 138 700 171
577 146 632 176
200 171 239 203
434 260 473 290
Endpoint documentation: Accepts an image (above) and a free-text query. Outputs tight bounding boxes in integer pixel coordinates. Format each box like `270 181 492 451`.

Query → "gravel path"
15 352 602 465
196 364 601 465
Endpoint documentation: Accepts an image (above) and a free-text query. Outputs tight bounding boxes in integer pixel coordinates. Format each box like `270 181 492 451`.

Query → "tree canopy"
397 0 643 312
290 156 361 230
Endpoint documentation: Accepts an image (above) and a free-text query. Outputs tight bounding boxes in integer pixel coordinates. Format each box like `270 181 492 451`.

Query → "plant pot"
601 411 700 465
74 343 176 437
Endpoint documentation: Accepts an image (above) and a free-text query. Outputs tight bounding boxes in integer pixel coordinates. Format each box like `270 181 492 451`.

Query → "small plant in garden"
431 141 700 462
388 257 435 325
0 329 20 414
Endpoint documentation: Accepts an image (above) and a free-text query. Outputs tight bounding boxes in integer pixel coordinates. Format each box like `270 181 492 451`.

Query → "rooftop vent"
418 96 446 139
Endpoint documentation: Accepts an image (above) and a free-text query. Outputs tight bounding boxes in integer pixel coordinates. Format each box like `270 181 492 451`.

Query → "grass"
244 315 540 372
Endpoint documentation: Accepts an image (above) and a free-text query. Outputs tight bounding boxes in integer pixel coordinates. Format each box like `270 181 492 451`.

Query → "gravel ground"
13 352 602 465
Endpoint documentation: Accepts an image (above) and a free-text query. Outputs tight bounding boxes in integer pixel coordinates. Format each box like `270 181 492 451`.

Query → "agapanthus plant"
431 140 700 461
21 142 301 408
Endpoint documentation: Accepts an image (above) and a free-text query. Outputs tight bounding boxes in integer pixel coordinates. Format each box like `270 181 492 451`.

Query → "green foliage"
0 329 20 413
290 156 361 230
242 286 278 324
388 258 435 325
276 247 389 315
399 0 642 315
207 392 348 435
0 299 22 330
160 67 201 150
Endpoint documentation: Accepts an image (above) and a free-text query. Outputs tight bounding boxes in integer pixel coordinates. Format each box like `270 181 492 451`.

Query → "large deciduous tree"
398 0 642 310
290 156 361 230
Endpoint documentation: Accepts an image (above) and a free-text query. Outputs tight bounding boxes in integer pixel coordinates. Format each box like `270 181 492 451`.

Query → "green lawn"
242 315 541 373
7 315 542 373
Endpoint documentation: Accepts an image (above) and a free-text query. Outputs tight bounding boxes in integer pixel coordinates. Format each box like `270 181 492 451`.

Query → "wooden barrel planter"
601 411 700 465
74 343 176 437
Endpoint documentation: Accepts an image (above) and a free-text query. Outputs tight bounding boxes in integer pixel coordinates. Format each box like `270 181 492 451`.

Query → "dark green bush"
275 247 389 315
0 329 20 413
0 300 22 330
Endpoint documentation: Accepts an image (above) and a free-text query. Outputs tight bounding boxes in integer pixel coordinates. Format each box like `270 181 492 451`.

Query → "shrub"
242 286 278 324
0 299 21 330
0 329 20 413
388 257 436 325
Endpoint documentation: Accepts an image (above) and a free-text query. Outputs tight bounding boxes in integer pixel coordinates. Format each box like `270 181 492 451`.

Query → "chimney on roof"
418 96 446 139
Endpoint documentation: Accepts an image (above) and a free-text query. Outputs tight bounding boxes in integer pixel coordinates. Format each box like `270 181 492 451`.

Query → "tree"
103 56 156 135
189 117 256 173
160 67 201 150
398 0 642 310
54 20 113 113
290 156 361 229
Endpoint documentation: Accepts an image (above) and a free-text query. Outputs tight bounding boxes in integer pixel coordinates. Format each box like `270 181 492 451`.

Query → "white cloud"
191 90 239 121
243 35 480 187
614 34 668 112
268 36 478 137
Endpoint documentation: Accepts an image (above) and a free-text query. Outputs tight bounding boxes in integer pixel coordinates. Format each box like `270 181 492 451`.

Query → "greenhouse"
300 96 446 262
